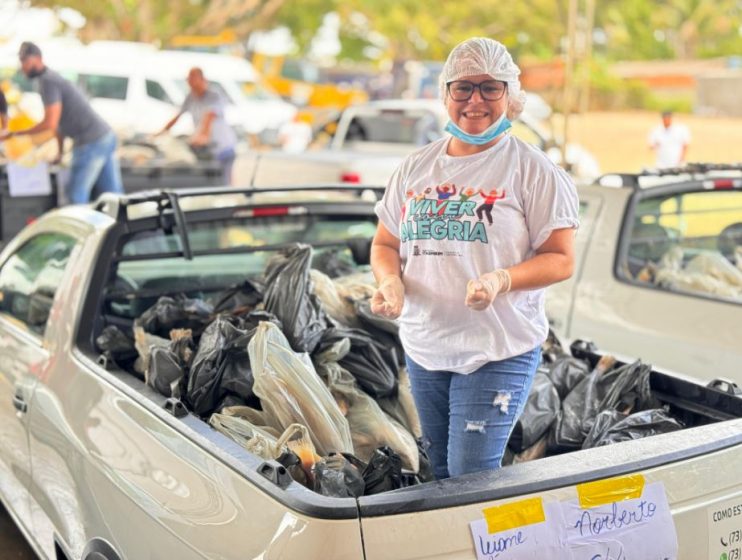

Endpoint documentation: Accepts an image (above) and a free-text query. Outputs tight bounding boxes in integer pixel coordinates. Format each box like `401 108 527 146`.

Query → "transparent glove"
465 269 511 311
370 275 405 319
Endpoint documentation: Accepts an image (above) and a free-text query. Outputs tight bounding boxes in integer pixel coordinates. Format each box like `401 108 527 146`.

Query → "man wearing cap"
648 110 691 169
0 41 123 203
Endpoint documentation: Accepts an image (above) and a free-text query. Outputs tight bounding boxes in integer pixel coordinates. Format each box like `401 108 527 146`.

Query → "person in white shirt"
648 110 690 168
278 113 313 153
370 37 579 479
158 67 238 185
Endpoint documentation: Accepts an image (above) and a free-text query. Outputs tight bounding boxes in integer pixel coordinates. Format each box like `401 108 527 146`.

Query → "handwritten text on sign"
469 499 565 560
559 481 678 560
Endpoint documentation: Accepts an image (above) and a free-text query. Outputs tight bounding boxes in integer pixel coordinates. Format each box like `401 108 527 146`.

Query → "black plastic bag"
238 310 282 333
263 245 328 353
318 327 398 399
584 409 683 448
509 372 561 452
355 301 405 367
96 325 138 368
186 316 256 416
362 446 403 495
581 409 627 449
599 360 659 414
542 355 590 400
415 438 435 483
312 249 357 278
212 279 264 315
541 329 566 363
147 346 185 398
550 357 622 450
313 453 366 498
137 295 213 338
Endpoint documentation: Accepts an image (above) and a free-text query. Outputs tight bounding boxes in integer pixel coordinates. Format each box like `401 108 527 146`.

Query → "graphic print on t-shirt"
399 184 506 244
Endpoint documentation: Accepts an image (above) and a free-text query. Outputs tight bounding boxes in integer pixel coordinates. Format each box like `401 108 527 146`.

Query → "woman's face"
445 73 508 135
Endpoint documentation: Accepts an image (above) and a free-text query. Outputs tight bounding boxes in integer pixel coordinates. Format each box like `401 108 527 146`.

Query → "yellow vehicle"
169 29 241 55
0 82 53 161
251 53 368 110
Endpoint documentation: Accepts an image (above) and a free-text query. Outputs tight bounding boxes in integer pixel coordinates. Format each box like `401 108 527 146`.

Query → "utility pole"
561 0 579 167
580 0 596 114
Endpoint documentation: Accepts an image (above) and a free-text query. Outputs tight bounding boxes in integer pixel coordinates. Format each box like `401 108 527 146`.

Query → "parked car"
235 98 601 187
0 186 740 560
546 163 742 383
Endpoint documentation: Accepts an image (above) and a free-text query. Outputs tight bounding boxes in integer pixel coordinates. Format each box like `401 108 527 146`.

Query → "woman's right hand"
370 275 405 319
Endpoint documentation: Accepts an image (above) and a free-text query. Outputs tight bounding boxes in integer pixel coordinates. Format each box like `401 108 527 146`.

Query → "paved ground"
561 110 742 173
0 504 38 559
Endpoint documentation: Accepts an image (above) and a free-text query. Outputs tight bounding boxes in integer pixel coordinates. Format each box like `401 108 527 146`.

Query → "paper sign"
7 161 52 197
470 499 566 560
557 481 678 560
707 496 742 560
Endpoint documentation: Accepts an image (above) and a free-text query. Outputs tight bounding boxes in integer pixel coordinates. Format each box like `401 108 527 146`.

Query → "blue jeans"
406 348 540 479
67 131 123 204
216 147 236 186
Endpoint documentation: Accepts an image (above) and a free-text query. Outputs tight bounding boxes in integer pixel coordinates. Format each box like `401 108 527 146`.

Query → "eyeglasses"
446 80 507 102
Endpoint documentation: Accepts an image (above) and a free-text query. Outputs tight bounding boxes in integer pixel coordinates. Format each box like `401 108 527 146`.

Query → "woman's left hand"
465 269 511 310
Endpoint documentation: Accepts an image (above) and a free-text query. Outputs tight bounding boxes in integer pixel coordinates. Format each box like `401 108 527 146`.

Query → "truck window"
621 190 742 302
145 80 173 104
0 233 77 335
78 74 129 100
511 121 545 148
345 111 442 146
108 214 377 319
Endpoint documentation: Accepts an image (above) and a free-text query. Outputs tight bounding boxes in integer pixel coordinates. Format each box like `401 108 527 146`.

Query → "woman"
370 37 579 479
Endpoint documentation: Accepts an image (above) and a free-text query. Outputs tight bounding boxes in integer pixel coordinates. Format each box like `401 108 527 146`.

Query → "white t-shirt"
648 124 690 168
375 134 580 374
182 88 237 155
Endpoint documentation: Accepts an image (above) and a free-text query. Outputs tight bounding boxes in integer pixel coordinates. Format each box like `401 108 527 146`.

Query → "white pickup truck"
234 99 601 187
0 185 740 560
546 164 742 384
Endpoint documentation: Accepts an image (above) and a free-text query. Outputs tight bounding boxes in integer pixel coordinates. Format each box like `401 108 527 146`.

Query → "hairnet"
439 37 526 120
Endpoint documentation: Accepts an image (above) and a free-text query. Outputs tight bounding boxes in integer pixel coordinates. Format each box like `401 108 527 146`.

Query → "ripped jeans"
406 348 540 479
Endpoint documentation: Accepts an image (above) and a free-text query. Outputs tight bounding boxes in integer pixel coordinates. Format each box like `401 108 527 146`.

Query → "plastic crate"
0 166 59 243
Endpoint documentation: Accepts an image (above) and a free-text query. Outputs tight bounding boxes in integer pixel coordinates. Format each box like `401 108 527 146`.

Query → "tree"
27 0 208 43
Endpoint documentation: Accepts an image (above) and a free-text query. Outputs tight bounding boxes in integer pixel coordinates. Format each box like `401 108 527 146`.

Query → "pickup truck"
546 163 742 384
234 98 601 187
0 186 740 560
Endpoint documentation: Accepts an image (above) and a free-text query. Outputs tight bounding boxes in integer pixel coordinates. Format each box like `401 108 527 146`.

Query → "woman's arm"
371 222 402 282
506 228 575 290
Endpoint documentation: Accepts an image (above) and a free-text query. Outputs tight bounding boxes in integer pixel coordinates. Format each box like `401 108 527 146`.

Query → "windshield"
344 110 442 146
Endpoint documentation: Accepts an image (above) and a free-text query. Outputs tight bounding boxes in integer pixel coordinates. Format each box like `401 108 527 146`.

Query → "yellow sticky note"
577 474 645 508
482 497 545 534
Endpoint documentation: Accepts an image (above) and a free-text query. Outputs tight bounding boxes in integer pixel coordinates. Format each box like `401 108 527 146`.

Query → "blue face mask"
444 112 512 145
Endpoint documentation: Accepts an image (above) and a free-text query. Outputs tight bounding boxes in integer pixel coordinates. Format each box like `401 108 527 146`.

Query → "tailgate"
358 419 742 559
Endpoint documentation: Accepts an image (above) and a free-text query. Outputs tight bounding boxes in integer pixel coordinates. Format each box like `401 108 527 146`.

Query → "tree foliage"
27 0 742 61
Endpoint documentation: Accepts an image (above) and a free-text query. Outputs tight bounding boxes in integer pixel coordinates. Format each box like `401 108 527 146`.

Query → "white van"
7 41 296 141
10 41 195 137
